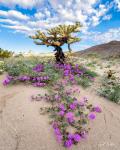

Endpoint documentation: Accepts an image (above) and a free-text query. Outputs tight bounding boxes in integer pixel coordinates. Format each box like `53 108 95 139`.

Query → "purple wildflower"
68 133 73 139
54 128 61 135
79 101 85 106
88 113 96 120
65 112 75 123
73 100 79 106
75 64 79 68
69 74 74 80
43 76 47 80
59 104 66 111
78 70 84 75
54 94 60 101
52 122 58 129
40 76 43 81
64 70 70 76
3 78 10 86
18 75 30 81
56 134 62 143
33 82 46 87
32 77 36 81
58 111 65 116
65 64 71 70
33 64 44 73
73 134 81 142
53 125 62 143
69 103 76 110
37 77 41 81
93 106 102 113
64 139 73 148
66 89 72 95
7 75 13 80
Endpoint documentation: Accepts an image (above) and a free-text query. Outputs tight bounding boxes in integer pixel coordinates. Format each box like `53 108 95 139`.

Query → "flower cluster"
65 112 75 123
32 64 44 73
52 122 63 143
3 75 49 87
32 76 49 87
32 76 49 82
3 75 12 86
33 82 46 87
64 133 81 148
18 75 30 81
3 62 96 88
3 63 49 87
55 63 96 85
33 85 102 148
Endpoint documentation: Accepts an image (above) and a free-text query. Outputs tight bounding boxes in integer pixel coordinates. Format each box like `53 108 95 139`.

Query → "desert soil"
0 74 120 150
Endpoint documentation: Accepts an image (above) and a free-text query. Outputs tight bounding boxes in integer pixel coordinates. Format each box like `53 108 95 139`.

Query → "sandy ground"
0 74 120 150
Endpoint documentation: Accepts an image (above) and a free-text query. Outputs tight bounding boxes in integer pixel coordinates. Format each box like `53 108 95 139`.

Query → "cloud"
0 18 20 25
0 10 30 20
82 28 120 44
114 0 120 10
48 0 112 29
90 3 112 26
96 28 120 43
34 12 45 19
0 0 114 35
1 24 33 34
0 0 43 9
103 14 112 20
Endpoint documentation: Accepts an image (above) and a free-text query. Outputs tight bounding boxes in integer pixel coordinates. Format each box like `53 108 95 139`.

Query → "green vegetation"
3 56 97 89
84 69 97 77
86 53 100 59
5 57 44 76
75 76 92 88
0 48 13 59
86 62 96 68
0 61 5 74
99 77 120 104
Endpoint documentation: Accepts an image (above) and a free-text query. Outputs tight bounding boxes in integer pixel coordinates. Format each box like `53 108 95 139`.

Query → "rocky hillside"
74 41 120 58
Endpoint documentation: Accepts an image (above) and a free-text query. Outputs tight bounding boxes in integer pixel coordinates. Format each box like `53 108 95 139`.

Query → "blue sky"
0 0 120 53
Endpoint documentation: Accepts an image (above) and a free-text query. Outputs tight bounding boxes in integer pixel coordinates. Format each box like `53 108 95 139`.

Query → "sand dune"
0 74 120 150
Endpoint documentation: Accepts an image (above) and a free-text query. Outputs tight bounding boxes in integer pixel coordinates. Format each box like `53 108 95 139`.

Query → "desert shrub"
98 77 120 103
6 64 22 76
0 48 13 59
86 62 96 68
5 57 42 76
44 63 62 84
84 69 97 78
75 76 92 88
0 61 5 74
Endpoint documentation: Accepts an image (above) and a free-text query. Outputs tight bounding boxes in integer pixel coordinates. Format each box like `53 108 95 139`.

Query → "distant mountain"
74 41 120 58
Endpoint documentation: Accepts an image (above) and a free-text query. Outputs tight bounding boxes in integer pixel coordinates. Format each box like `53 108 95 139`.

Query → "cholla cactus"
30 22 81 63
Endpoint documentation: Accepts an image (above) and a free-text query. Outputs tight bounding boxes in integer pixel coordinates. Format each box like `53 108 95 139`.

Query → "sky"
0 0 120 53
